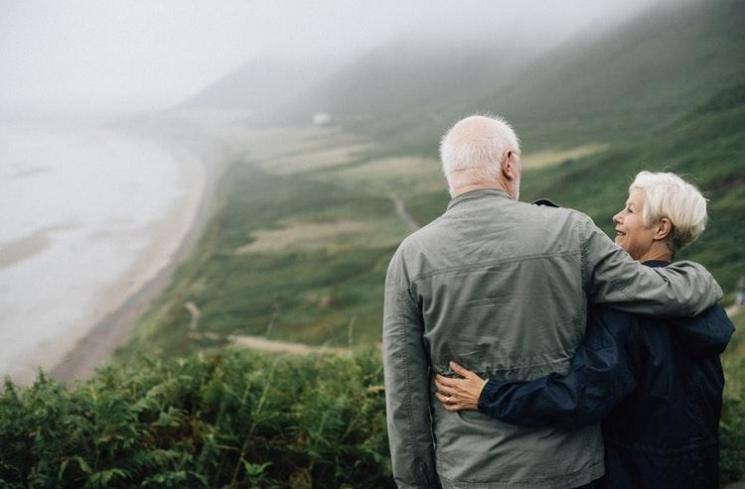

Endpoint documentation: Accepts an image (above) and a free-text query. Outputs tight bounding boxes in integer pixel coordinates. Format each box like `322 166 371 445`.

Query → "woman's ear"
654 217 673 241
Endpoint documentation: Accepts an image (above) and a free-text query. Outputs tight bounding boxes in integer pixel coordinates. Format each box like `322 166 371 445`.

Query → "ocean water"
0 119 202 383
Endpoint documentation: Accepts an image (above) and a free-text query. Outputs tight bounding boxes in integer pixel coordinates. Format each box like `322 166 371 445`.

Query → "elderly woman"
435 171 734 489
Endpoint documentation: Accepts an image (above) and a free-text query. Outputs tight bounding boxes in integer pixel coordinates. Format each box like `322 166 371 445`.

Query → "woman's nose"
612 212 622 225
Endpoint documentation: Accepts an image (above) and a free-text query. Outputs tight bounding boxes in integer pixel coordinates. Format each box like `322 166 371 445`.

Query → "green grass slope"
120 163 407 357
482 0 745 149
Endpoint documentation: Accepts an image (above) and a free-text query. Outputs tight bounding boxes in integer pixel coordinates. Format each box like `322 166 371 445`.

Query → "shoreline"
49 116 231 384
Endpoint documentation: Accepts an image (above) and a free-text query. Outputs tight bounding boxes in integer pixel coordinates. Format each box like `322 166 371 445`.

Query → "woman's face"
613 189 658 260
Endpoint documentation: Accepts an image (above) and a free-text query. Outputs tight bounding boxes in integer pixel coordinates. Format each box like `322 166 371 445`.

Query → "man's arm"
477 308 639 430
383 248 439 489
579 214 722 315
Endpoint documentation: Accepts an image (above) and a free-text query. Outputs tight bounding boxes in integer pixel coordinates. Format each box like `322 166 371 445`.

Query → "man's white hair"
630 171 708 253
440 115 521 189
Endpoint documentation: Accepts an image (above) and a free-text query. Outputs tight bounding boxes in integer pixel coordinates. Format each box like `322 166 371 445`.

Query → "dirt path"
229 335 350 355
726 305 742 317
389 193 420 232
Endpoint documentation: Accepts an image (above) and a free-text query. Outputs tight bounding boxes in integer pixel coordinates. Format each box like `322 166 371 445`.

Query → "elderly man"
382 115 722 489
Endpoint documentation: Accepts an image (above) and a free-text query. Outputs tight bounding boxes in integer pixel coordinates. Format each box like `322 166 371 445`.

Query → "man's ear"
653 217 673 241
501 150 519 181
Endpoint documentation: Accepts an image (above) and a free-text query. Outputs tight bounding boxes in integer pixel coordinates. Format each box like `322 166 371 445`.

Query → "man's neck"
452 183 512 199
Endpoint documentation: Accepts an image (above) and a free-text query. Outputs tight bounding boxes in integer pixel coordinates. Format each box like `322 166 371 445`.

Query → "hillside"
274 0 745 154
178 57 334 120
482 0 745 149
181 1 745 156
271 37 532 131
117 82 745 361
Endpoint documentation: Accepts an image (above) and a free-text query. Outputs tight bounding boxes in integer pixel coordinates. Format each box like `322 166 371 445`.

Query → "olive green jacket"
383 189 722 489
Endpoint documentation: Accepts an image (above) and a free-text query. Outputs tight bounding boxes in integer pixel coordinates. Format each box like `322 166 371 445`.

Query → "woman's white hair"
630 171 708 253
440 115 521 189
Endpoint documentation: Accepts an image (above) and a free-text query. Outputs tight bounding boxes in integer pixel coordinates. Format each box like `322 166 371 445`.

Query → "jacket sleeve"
668 306 735 357
383 248 440 489
478 308 639 430
578 214 722 316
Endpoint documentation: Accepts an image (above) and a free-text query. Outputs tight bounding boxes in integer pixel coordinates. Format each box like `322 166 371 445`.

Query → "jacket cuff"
478 378 500 413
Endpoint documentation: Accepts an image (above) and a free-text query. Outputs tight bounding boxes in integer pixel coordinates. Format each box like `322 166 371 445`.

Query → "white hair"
629 171 708 253
440 115 521 190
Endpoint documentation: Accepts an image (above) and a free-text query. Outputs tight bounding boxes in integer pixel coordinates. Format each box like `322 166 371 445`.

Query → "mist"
0 0 675 117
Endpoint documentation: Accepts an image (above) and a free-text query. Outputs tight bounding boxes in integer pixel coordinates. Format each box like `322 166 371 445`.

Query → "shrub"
0 350 393 489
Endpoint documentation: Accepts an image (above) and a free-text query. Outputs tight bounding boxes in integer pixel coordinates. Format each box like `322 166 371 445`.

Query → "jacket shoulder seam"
410 250 581 282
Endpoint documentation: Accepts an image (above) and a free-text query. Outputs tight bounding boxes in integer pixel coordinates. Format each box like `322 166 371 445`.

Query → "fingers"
435 391 465 412
450 361 483 381
449 361 470 377
435 374 460 388
435 378 458 400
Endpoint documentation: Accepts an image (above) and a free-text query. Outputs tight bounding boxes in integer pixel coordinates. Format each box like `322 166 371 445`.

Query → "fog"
1 0 677 117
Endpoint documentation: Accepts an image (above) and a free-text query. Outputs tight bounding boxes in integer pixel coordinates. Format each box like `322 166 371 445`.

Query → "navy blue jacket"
478 261 734 489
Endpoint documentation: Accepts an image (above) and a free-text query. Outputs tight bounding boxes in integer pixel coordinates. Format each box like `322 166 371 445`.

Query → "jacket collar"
447 188 511 211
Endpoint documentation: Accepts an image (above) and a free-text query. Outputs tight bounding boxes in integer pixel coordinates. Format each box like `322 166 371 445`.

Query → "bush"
720 310 745 484
721 356 745 484
0 350 393 489
3 345 743 487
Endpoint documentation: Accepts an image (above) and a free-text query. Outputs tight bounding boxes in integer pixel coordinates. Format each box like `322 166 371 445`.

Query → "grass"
118 162 406 360
721 309 745 483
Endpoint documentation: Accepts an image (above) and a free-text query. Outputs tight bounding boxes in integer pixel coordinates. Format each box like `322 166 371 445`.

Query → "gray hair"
440 115 521 189
630 171 708 253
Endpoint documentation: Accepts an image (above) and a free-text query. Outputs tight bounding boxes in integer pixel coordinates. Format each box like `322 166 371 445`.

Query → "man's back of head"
440 115 522 199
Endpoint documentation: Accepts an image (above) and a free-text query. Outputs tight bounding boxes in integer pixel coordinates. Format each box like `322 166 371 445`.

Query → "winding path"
389 193 420 232
229 335 350 355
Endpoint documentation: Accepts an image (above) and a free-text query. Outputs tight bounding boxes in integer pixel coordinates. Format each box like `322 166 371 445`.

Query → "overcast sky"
0 0 673 116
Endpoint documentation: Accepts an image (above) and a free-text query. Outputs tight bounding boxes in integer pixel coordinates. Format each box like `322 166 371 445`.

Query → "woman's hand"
435 361 488 412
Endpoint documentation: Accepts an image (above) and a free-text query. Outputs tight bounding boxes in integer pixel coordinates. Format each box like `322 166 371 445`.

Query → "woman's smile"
612 189 657 260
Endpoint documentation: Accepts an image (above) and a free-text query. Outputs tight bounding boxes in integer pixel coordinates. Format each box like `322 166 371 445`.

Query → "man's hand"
435 361 488 412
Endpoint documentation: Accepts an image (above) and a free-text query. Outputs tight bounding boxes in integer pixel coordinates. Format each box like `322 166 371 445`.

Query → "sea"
0 118 203 384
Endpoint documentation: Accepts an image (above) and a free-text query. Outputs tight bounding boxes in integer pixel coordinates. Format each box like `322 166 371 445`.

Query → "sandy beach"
0 113 241 385
44 114 239 385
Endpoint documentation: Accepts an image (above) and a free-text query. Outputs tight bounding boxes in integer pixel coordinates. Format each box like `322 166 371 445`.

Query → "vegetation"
3 326 744 487
0 350 392 489
721 310 745 483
